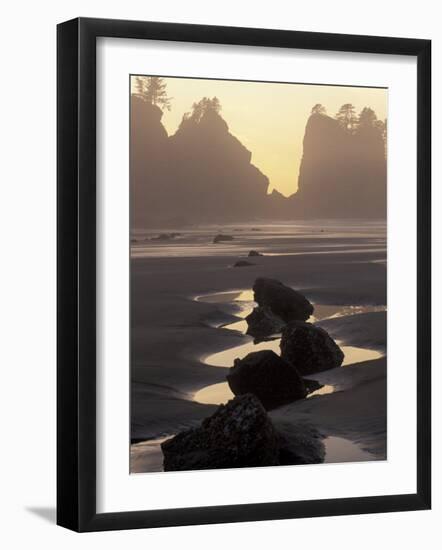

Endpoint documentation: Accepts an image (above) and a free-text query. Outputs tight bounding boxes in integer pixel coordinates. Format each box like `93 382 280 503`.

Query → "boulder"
234 260 255 267
227 350 307 410
280 321 344 375
248 250 263 257
245 306 285 339
161 394 281 471
253 278 314 323
213 234 234 243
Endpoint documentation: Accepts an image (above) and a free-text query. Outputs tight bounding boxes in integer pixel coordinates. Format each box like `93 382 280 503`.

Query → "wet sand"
130 221 386 471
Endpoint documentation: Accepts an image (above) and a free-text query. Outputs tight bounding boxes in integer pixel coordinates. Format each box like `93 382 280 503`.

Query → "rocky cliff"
130 96 169 228
131 98 387 227
131 96 270 227
293 113 386 218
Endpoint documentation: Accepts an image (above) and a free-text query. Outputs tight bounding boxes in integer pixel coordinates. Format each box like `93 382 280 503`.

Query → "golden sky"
131 76 387 197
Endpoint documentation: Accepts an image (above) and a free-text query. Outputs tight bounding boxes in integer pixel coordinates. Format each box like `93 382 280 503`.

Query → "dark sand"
130 222 387 471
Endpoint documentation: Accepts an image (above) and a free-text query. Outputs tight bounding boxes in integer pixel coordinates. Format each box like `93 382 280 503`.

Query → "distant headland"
131 78 387 227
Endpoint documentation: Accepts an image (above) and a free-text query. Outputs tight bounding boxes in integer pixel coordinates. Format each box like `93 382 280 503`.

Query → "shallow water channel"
193 290 384 406
131 288 384 472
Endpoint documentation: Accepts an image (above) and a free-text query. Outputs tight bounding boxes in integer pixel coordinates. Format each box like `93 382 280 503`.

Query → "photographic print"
129 75 387 474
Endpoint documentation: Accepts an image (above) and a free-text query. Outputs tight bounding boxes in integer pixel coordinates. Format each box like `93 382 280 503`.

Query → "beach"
130 220 387 473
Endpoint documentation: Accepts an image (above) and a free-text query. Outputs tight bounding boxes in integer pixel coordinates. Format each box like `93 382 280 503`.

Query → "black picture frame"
57 17 431 532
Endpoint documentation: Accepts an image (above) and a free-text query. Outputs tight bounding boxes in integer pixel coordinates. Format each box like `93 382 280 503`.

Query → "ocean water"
131 220 386 259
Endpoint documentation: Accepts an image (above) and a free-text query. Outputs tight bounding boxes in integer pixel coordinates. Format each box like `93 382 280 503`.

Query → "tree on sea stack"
190 96 222 122
357 106 378 129
311 103 327 115
134 76 172 111
335 103 358 132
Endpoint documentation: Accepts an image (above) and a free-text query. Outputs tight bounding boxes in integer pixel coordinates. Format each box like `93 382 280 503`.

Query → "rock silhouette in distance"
131 98 387 227
293 112 386 218
233 260 255 267
213 234 234 243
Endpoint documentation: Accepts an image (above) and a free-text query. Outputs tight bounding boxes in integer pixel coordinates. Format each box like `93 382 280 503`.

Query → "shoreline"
130 222 387 471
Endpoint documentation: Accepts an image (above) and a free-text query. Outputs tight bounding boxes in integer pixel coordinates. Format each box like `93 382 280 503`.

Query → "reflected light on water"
194 380 338 406
307 384 335 398
193 382 234 405
194 290 385 407
195 289 254 304
203 339 383 369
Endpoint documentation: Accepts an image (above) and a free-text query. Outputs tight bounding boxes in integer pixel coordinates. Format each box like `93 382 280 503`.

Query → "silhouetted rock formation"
227 350 307 410
131 96 387 226
293 113 386 218
131 95 271 227
161 394 281 470
280 322 344 375
248 250 263 257
168 109 270 223
130 97 169 228
253 278 314 323
245 306 285 339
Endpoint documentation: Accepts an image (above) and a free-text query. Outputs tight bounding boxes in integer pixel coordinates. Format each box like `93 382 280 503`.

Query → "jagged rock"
234 260 254 267
293 112 386 218
213 234 234 243
280 321 344 375
227 350 307 410
130 98 170 228
245 306 285 339
248 250 263 257
253 278 314 323
131 96 386 226
161 394 281 471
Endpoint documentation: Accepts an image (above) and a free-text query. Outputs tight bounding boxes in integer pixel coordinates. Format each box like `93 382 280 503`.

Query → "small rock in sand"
233 260 255 267
213 234 234 243
248 250 263 257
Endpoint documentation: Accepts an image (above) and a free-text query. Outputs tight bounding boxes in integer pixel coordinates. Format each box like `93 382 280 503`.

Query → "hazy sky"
131 76 387 197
